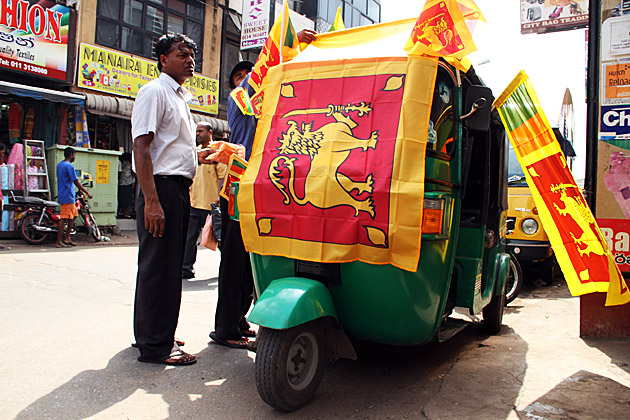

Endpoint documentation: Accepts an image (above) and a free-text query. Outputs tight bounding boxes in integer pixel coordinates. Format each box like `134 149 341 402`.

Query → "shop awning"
0 81 85 105
84 93 230 136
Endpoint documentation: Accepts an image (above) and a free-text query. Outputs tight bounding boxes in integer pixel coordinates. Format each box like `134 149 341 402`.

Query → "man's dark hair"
0 143 6 153
64 147 76 158
155 34 198 71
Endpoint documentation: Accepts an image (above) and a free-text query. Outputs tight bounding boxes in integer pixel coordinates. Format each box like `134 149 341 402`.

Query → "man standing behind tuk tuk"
209 60 257 349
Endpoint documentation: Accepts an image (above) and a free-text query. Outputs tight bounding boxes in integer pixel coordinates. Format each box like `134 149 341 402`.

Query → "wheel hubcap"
286 332 318 392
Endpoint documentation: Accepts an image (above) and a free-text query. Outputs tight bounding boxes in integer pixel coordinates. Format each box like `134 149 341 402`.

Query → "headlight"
521 218 539 235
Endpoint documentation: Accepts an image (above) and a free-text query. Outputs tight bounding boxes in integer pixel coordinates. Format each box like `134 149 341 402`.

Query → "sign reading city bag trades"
77 43 219 115
520 0 588 35
0 0 73 81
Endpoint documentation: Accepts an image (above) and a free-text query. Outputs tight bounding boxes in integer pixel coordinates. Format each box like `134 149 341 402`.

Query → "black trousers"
134 177 190 360
214 196 254 340
182 207 211 274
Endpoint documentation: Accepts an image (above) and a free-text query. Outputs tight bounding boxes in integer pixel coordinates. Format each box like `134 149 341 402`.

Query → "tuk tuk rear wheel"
482 285 505 334
255 320 326 412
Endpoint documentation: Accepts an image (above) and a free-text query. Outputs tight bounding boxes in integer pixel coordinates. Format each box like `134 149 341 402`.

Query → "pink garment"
6 143 23 190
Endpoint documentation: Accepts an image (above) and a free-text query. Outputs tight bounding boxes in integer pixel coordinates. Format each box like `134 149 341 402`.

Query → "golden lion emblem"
551 183 604 257
269 102 378 217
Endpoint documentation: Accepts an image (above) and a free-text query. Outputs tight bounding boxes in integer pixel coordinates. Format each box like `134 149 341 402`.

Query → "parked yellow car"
506 128 574 287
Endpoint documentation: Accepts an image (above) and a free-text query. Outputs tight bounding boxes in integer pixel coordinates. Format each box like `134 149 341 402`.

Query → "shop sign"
77 43 219 115
241 0 270 49
600 104 630 140
95 160 109 184
602 63 630 105
599 219 630 272
520 0 588 35
0 0 72 81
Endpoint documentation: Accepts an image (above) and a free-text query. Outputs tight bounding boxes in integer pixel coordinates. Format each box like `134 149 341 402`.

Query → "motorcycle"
15 189 101 245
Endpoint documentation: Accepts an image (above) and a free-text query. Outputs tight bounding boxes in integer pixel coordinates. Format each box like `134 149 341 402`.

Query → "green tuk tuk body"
245 61 510 411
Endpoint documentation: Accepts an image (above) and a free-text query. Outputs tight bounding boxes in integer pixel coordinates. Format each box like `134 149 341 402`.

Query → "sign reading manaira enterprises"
77 43 219 115
0 0 72 81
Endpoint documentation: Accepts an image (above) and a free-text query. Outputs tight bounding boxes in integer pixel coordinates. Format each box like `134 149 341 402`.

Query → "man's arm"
133 133 165 237
72 179 93 199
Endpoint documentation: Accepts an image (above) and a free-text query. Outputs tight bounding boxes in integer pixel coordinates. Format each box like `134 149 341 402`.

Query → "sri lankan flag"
238 19 438 272
220 154 248 201
405 0 484 71
328 6 345 32
249 0 299 94
495 71 630 306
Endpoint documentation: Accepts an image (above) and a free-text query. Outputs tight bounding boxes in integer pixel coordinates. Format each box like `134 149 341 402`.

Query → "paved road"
1 240 630 419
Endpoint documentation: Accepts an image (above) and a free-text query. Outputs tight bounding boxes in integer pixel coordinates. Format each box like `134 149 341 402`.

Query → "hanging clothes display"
23 107 35 140
58 107 68 145
6 143 23 190
8 103 23 143
75 106 90 148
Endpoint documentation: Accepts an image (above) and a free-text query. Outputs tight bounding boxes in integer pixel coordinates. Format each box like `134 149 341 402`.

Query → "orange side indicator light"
422 198 444 235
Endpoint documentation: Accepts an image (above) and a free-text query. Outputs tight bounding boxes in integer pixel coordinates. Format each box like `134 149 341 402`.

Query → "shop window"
96 0 204 73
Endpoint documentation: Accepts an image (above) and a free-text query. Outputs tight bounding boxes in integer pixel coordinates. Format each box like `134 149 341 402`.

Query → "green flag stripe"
499 84 538 133
233 160 247 170
284 17 295 47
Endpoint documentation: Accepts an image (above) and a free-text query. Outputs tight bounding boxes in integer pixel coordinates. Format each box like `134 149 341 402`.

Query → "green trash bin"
47 145 122 226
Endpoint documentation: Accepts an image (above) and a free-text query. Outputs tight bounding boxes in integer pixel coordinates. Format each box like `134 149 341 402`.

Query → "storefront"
0 1 82 236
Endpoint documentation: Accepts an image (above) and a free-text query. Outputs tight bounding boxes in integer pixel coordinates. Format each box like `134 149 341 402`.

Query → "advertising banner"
599 219 630 272
520 0 588 35
241 0 270 49
600 104 630 140
77 43 219 115
0 0 73 81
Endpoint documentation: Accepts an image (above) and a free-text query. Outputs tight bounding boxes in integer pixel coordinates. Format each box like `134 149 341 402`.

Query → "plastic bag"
206 141 246 164
200 214 218 251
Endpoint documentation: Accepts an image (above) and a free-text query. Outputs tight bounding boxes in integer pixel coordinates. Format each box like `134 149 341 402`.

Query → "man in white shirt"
131 33 213 366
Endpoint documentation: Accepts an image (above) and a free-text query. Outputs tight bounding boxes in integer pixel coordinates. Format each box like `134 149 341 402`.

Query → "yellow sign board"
95 160 110 184
77 43 219 114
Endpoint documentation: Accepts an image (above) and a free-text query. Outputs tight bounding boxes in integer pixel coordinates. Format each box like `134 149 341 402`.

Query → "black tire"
505 256 523 305
84 211 102 241
255 320 326 412
19 212 51 245
483 282 506 334
540 256 555 285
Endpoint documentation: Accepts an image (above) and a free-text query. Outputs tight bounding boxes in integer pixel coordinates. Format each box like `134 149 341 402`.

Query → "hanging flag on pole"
249 0 299 95
328 6 345 32
405 0 484 71
495 71 630 306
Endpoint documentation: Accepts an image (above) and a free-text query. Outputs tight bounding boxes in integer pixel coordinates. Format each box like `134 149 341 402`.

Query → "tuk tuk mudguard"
494 252 510 296
249 277 339 329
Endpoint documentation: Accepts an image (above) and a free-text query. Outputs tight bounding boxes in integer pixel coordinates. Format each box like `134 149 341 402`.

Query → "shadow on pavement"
583 338 630 376
182 276 218 292
516 370 630 420
16 322 528 419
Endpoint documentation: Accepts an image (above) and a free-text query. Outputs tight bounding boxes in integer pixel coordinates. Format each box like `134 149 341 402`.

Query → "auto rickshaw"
234 20 511 412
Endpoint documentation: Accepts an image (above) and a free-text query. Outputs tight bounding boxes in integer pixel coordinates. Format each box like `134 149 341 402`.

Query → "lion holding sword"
269 101 379 218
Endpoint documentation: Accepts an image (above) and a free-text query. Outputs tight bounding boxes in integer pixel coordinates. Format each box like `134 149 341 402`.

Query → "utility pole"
585 0 600 213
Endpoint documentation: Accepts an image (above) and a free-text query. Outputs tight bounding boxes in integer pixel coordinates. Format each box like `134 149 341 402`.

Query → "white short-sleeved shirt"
131 73 197 179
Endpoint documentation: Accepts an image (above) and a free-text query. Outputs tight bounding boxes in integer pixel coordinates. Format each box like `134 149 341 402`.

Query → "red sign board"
597 218 630 272
0 0 74 82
